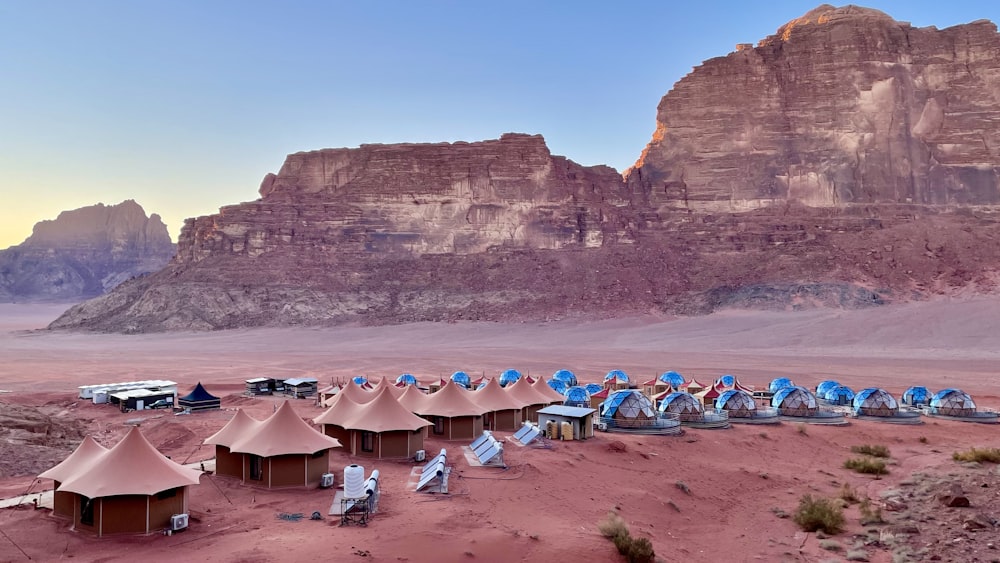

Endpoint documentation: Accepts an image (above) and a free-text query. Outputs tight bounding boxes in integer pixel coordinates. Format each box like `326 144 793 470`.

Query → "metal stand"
340 497 370 527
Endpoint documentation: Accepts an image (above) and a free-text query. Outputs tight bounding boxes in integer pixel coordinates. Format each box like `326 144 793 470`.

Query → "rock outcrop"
0 201 175 302
48 6 1000 332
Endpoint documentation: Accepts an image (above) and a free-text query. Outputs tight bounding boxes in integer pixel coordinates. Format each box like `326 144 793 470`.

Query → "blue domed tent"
929 388 976 417
852 388 898 417
658 392 704 421
771 386 818 416
715 389 756 417
584 383 603 395
901 386 931 406
816 380 841 397
352 376 368 386
769 378 794 394
178 382 220 411
604 370 629 384
547 379 568 395
499 369 522 387
658 371 685 390
716 374 737 389
600 390 656 421
552 370 578 387
450 371 472 389
563 386 591 408
824 385 855 406
396 374 418 386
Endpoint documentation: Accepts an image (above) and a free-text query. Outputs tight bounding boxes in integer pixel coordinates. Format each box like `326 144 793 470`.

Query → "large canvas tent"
316 387 431 459
38 436 108 519
506 376 554 422
44 427 201 536
178 382 221 412
412 381 488 441
203 410 262 480
470 378 525 431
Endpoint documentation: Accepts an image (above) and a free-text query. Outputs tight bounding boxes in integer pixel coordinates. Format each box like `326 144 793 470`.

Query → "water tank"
561 421 573 441
545 420 556 439
344 464 365 499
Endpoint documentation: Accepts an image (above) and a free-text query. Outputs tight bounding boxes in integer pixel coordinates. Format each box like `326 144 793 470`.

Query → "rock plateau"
50 5 1000 332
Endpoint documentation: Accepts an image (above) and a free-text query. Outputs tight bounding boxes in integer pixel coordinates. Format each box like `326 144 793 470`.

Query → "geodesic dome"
816 380 840 397
852 388 898 417
772 386 818 416
824 385 855 406
769 378 794 393
547 379 568 395
716 374 737 389
552 370 578 387
499 369 522 387
715 389 757 417
604 370 629 383
929 389 976 416
449 371 471 388
901 386 931 406
658 371 685 389
584 383 603 395
396 374 418 386
563 386 591 407
658 392 705 421
352 376 368 386
601 390 656 421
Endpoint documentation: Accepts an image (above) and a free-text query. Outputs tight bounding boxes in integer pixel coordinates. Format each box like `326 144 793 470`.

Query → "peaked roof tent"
229 401 341 456
204 409 262 447
38 436 108 483
313 393 367 427
58 426 201 498
532 375 567 403
322 380 377 407
339 386 433 432
470 378 524 411
369 376 405 399
397 384 430 413
506 376 552 407
415 381 489 417
179 382 219 403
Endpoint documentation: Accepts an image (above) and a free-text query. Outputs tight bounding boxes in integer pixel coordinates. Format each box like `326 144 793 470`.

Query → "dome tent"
658 371 685 389
396 374 418 386
929 389 976 417
547 379 568 395
716 374 737 389
715 389 757 418
563 386 591 408
600 390 656 422
902 386 931 406
772 386 818 416
584 383 603 395
604 370 629 383
658 392 704 421
352 376 369 386
450 371 472 389
852 388 898 417
768 378 794 394
552 370 578 387
824 385 855 406
816 380 841 397
499 369 522 387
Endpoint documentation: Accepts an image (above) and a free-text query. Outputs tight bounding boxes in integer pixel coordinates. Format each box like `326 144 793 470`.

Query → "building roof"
57 426 201 498
470 377 524 412
684 378 706 389
229 401 341 457
416 381 489 417
531 375 567 403
590 388 610 399
246 377 272 384
536 405 597 418
179 382 220 403
38 436 108 483
340 386 433 433
203 409 263 447
283 377 318 387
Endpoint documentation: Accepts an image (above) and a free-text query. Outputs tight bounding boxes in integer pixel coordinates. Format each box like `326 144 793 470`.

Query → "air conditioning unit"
170 513 189 531
414 449 426 462
320 473 335 488
597 422 608 432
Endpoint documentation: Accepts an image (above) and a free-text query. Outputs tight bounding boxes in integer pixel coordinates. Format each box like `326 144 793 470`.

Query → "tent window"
249 455 263 480
80 497 95 526
433 417 444 435
361 431 374 453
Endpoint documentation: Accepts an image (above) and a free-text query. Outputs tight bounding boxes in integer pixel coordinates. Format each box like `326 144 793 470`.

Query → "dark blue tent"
177 382 220 411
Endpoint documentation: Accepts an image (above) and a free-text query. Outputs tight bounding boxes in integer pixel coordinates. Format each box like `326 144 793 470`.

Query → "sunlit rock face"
627 4 1000 212
0 200 174 302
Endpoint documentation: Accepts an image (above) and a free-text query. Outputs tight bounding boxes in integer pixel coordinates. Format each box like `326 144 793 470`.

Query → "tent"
506 376 555 422
178 382 221 412
204 409 263 480
470 378 525 431
319 387 432 459
824 385 855 406
600 390 656 426
852 388 899 417
411 381 488 441
815 380 841 397
929 389 977 417
768 378 795 394
38 436 108 519
658 392 705 422
532 376 567 404
771 386 818 416
551 369 578 387
715 389 757 418
658 371 685 390
902 386 931 406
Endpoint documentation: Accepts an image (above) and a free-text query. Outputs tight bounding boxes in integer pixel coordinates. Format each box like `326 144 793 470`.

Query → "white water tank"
344 464 365 499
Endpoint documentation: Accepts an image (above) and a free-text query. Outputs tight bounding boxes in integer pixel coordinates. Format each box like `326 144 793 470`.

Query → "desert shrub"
838 483 858 503
952 447 1000 463
598 511 655 563
850 444 890 458
598 511 628 539
858 498 884 525
844 457 889 475
792 494 844 535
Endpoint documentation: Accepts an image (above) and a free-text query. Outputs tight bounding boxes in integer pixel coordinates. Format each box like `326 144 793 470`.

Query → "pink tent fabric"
370 376 405 399
531 376 567 403
203 409 262 447
397 384 430 413
57 426 201 498
322 380 376 407
38 436 108 483
312 394 367 427
471 378 525 411
229 401 341 457
416 381 489 417
506 376 552 407
340 386 432 432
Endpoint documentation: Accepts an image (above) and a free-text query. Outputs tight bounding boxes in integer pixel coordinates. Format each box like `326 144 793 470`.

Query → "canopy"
178 382 221 410
533 375 568 402
470 377 524 412
506 376 552 407
416 381 489 417
38 436 108 483
229 401 341 456
340 387 432 432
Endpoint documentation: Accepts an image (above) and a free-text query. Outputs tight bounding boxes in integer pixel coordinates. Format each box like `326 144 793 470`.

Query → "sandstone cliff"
0 201 175 302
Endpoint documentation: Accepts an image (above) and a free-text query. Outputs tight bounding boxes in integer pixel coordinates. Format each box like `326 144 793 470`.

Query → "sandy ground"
1 299 999 562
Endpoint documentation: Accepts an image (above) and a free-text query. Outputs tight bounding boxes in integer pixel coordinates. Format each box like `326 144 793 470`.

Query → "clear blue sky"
2 1 997 247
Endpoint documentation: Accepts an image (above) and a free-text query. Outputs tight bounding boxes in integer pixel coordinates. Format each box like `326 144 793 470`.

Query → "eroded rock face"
0 200 175 302
627 4 1000 212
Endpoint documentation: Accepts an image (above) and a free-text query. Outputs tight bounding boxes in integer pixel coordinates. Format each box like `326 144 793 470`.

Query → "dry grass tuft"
793 494 844 535
844 457 889 475
850 444 890 458
952 447 1000 463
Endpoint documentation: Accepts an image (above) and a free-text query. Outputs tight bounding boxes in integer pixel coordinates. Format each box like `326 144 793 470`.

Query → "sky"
2 1 998 248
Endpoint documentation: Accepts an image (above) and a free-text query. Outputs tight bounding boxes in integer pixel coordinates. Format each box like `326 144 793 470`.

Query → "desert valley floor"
2 299 1000 563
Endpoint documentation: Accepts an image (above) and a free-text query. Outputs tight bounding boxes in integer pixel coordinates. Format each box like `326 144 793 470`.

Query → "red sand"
1 299 999 562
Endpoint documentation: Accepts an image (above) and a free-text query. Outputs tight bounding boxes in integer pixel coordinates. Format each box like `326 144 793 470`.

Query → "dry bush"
858 498 884 525
598 510 628 539
599 510 655 563
952 447 1000 463
850 444 890 458
793 494 845 535
838 483 858 503
844 457 888 475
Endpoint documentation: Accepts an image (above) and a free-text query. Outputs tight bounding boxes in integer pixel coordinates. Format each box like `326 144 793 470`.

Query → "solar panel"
422 449 446 474
512 424 533 442
475 440 503 466
469 431 492 451
513 424 541 446
416 459 447 492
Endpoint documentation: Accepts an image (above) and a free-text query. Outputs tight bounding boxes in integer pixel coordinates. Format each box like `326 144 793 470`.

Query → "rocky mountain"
0 201 175 302
50 5 1000 332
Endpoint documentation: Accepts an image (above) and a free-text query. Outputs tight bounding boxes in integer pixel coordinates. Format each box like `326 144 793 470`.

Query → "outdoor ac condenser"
170 513 189 531
320 473 335 488
597 421 608 432
414 450 426 462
